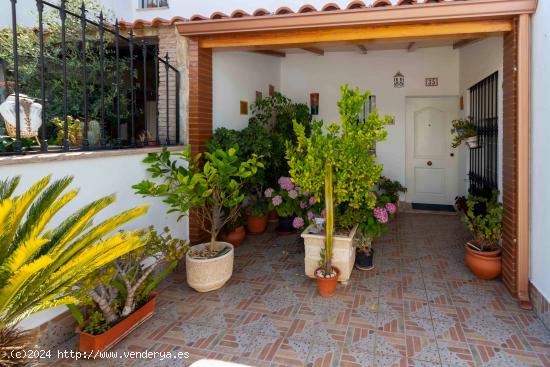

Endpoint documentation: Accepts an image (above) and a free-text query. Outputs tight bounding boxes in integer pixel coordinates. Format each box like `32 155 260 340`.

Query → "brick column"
502 17 519 298
188 38 213 244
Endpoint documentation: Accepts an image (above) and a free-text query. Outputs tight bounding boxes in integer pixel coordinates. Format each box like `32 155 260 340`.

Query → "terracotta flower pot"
314 267 340 297
464 241 501 280
221 226 246 247
268 210 279 222
78 294 157 353
247 214 268 234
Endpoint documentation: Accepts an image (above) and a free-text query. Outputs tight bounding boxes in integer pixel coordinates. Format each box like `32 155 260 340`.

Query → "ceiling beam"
407 42 417 52
198 20 512 49
252 50 286 57
301 47 324 56
356 44 368 54
453 37 484 49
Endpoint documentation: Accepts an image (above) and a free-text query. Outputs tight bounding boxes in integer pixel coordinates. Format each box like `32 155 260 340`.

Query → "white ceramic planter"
465 136 480 149
0 94 42 138
302 224 358 282
186 242 234 292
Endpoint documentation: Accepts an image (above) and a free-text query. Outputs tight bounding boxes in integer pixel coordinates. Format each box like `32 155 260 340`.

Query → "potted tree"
463 191 503 279
451 118 479 149
287 85 391 296
69 227 188 352
134 146 261 292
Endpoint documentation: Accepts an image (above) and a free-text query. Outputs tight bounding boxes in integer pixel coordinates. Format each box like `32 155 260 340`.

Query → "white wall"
458 37 504 198
280 47 460 185
531 1 550 305
0 152 188 329
213 51 281 131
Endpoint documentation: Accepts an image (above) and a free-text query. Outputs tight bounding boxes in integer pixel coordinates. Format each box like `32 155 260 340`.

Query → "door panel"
406 97 459 205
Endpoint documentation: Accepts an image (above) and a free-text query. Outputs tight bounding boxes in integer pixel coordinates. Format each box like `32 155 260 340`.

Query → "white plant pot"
186 242 234 292
465 136 480 149
302 224 358 282
0 94 43 138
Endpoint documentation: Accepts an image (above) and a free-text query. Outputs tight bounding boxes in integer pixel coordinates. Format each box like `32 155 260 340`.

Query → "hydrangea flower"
385 202 397 214
293 217 305 229
278 176 294 191
264 188 274 198
308 196 316 206
272 195 282 206
373 207 389 224
307 211 315 220
300 201 307 209
288 189 299 199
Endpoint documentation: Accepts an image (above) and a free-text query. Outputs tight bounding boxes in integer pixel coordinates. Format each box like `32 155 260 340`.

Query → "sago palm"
0 175 149 327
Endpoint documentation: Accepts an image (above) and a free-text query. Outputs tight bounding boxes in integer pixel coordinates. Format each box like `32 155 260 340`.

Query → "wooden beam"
407 42 417 52
356 44 368 54
252 50 286 57
453 37 484 49
300 46 324 56
198 20 512 49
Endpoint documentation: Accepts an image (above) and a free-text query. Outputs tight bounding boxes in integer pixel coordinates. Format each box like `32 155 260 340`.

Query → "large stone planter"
186 242 234 292
302 224 358 282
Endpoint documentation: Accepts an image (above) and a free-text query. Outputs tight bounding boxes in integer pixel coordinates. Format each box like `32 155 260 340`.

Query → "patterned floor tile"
46 213 550 367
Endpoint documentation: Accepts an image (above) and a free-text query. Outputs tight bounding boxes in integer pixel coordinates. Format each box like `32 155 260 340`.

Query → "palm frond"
0 177 20 202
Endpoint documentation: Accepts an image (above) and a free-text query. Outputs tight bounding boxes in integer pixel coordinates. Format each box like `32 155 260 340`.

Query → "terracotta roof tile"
119 1 476 29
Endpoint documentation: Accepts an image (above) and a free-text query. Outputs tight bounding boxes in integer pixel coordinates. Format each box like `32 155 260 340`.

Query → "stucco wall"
213 51 281 131
531 0 550 307
0 151 188 330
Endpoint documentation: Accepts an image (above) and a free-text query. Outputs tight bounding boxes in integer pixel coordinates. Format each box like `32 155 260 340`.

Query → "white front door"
405 97 459 205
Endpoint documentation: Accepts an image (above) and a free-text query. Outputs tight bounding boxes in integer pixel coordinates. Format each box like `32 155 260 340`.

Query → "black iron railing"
2 0 180 155
469 71 498 196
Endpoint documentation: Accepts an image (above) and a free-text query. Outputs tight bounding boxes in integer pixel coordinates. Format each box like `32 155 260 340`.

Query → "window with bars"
468 71 499 197
140 0 168 9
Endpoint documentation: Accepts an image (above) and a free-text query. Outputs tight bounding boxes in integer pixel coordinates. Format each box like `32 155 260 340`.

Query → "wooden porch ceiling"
197 19 512 49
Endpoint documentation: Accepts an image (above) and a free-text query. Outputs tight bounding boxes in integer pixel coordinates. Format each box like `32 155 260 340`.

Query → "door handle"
427 161 433 166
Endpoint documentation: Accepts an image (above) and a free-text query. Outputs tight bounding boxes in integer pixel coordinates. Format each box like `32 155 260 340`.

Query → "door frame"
404 95 460 206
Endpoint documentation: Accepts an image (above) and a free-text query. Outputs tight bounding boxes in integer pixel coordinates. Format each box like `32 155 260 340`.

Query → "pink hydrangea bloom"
293 217 305 229
272 195 282 206
288 189 299 199
278 176 294 191
385 202 397 214
309 196 316 206
264 188 274 198
307 211 315 220
373 207 389 224
300 201 307 209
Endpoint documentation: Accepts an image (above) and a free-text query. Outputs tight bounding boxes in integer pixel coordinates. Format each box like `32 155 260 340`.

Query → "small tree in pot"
462 191 503 280
286 85 391 297
134 146 262 292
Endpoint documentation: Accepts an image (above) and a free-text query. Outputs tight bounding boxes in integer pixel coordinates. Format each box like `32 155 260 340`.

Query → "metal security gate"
469 72 499 196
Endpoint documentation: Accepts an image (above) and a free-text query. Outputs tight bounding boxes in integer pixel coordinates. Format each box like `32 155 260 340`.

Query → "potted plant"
134 146 261 292
69 227 188 352
378 176 407 213
451 118 479 149
287 85 392 295
245 197 270 234
265 177 305 234
0 176 148 365
221 210 247 246
462 191 503 279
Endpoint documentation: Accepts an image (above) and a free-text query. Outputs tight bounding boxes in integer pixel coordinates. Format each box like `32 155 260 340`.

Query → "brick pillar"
502 17 519 296
188 38 212 244
158 26 186 144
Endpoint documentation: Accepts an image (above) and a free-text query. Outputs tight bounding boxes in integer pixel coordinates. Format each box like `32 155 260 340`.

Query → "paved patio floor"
52 213 550 367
